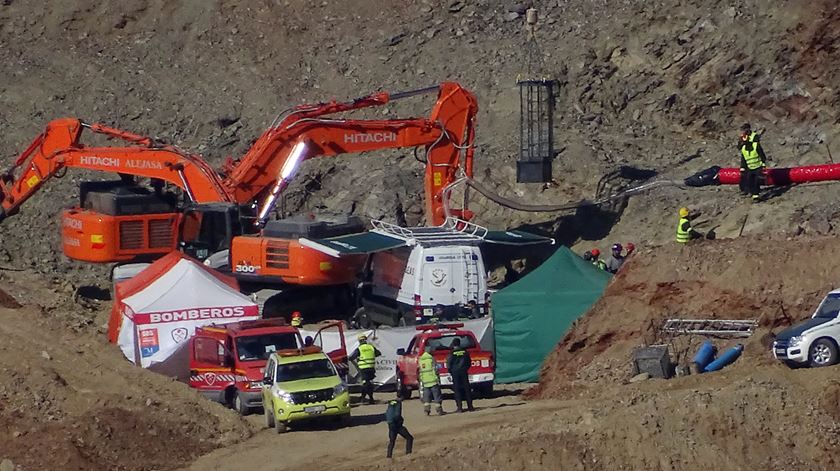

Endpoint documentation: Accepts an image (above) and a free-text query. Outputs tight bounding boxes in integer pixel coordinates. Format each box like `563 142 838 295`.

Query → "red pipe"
717 162 840 186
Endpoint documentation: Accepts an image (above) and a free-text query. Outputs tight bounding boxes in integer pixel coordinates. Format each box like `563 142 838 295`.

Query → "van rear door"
420 248 466 306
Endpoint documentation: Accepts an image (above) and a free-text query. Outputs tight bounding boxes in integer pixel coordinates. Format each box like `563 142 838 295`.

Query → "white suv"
774 290 840 368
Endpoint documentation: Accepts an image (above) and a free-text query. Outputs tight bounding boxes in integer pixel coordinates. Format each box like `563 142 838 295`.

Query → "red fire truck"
189 318 346 415
394 323 494 399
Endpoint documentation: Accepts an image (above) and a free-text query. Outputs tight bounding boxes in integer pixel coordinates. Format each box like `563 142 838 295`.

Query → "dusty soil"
3 0 840 470
0 283 253 471
532 234 840 395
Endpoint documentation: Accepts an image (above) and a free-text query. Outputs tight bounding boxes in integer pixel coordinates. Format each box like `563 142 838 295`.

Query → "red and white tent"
108 252 258 372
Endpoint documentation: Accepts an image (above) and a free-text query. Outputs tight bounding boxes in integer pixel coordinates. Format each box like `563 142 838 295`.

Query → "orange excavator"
0 83 478 315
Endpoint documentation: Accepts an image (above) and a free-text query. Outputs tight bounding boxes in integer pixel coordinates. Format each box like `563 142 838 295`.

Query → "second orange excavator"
0 83 479 316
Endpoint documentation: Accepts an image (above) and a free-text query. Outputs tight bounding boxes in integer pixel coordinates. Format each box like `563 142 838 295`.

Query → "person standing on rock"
446 337 474 413
676 207 704 243
738 123 767 202
590 249 607 271
604 243 625 274
385 393 413 458
419 345 445 416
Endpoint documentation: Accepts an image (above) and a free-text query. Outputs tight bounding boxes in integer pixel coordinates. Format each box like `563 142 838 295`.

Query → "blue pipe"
692 341 717 369
703 344 744 373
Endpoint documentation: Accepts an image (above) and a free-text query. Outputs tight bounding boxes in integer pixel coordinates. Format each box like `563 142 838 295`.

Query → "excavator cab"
178 203 251 262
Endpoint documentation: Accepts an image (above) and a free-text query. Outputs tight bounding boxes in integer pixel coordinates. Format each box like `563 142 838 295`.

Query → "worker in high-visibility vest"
418 345 445 416
290 311 303 328
676 207 704 243
738 123 767 202
590 249 607 271
349 334 381 404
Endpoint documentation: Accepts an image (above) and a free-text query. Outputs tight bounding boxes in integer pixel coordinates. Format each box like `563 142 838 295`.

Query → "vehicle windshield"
426 334 476 352
276 359 335 382
815 294 840 319
235 333 299 361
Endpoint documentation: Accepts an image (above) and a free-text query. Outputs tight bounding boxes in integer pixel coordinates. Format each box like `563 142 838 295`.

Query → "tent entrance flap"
299 232 407 258
484 230 555 246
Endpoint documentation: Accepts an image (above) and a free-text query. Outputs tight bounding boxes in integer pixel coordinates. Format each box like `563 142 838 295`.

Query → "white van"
356 242 487 327
299 217 553 328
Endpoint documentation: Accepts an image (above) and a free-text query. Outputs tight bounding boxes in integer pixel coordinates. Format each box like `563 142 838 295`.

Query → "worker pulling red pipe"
684 162 840 188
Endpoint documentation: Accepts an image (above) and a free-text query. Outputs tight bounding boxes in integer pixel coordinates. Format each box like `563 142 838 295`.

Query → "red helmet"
591 248 600 257
292 311 301 318
626 242 635 253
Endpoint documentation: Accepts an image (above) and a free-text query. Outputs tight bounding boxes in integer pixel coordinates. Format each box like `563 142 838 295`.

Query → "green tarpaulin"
492 246 611 383
299 232 406 257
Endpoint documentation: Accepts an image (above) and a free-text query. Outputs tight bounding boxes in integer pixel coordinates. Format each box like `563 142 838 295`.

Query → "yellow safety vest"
358 343 376 370
740 132 764 170
676 217 691 243
291 317 302 327
418 352 439 387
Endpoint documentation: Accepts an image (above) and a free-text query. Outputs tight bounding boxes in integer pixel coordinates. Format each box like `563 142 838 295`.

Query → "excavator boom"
0 118 232 221
223 82 477 226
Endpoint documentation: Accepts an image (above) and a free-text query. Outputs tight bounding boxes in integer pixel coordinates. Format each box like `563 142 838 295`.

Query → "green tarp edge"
300 232 406 257
492 246 611 383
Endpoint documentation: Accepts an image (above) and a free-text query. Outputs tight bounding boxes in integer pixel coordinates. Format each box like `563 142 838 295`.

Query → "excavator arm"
222 82 478 226
0 118 233 222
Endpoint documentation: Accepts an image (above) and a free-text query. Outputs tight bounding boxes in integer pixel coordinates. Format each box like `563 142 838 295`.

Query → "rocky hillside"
1 0 839 286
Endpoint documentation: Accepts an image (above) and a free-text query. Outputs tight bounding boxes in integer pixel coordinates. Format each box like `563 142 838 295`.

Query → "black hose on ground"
464 178 685 213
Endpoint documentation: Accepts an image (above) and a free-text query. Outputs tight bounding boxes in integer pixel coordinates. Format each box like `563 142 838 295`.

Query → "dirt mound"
532 234 840 398
0 299 253 470
366 366 840 471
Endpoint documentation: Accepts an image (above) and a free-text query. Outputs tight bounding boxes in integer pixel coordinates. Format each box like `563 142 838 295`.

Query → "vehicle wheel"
234 391 250 416
275 420 287 434
354 307 372 329
396 374 411 400
809 338 839 367
264 405 275 428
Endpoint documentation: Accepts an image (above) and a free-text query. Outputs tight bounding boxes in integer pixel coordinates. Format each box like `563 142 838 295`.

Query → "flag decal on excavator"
91 234 105 249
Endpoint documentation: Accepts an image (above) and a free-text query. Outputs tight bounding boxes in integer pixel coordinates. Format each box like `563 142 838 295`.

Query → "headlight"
789 336 803 348
248 381 263 389
333 383 348 398
272 388 294 404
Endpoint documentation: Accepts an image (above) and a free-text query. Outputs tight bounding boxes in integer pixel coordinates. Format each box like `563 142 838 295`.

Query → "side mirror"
396 348 406 356
262 377 272 386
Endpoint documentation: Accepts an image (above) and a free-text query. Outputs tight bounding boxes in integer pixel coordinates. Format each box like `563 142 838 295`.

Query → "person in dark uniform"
385 393 413 458
446 337 474 412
